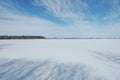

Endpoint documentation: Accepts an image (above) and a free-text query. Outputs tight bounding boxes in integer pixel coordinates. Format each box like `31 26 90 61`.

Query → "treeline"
0 35 46 39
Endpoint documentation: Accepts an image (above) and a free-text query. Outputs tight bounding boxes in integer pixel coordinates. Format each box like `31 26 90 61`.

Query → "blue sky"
0 0 120 38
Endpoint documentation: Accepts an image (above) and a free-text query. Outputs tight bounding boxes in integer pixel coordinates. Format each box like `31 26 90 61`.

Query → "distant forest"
0 36 46 39
0 35 120 39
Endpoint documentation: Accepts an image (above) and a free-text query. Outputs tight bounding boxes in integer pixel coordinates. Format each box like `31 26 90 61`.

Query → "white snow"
0 39 120 80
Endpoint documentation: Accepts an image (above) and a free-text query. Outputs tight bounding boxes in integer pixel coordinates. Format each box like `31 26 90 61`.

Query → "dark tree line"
0 35 46 39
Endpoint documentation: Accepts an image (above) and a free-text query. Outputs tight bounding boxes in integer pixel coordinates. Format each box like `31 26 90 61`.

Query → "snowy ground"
0 39 120 80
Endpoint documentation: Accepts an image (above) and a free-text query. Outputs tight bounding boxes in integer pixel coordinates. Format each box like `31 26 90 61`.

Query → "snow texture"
0 39 120 80
0 59 108 80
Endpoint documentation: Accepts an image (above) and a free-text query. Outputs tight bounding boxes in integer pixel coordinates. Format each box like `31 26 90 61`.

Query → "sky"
0 0 120 38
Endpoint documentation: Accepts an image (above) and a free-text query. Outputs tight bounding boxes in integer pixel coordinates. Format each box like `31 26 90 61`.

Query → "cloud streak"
33 0 88 22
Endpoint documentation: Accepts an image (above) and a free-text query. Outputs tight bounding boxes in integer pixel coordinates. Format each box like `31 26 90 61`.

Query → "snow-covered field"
0 39 120 80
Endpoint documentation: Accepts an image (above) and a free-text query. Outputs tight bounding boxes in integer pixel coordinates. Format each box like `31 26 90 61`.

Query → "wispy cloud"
103 0 120 23
33 0 88 22
33 0 120 24
0 0 22 13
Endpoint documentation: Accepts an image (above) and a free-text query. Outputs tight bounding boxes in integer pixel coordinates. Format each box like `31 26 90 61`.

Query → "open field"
0 39 120 80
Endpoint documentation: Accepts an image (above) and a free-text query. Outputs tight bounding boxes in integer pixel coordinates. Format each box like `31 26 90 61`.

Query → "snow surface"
0 39 120 80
